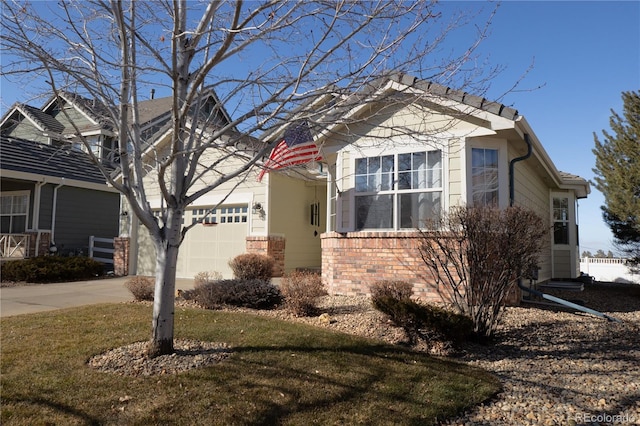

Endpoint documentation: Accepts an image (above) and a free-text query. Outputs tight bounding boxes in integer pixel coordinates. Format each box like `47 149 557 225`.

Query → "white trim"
147 192 253 210
0 169 119 193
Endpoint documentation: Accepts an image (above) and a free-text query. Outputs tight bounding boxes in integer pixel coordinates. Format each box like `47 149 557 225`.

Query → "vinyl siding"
53 187 119 250
6 121 49 144
269 173 325 271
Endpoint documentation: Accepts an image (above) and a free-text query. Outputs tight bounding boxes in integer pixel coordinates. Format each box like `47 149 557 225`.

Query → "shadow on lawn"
3 395 101 425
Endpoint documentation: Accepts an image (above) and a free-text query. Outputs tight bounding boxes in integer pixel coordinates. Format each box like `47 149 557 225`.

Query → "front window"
553 197 569 244
0 193 29 233
471 148 499 206
354 150 442 230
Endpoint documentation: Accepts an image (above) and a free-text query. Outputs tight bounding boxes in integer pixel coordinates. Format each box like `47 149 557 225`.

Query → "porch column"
245 235 286 277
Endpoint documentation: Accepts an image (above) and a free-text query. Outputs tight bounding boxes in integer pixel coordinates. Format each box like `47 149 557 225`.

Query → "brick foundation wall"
26 231 51 257
321 231 522 306
246 235 285 277
113 237 130 276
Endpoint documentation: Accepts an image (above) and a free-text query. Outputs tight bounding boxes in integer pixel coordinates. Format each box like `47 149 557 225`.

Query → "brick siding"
321 231 522 305
245 235 286 277
113 237 130 276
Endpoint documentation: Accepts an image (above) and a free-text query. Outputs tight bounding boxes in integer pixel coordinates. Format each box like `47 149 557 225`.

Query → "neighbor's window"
471 148 499 206
0 192 29 233
553 197 570 244
354 150 442 230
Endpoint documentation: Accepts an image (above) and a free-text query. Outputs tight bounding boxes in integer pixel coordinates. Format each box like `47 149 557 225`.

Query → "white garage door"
136 205 249 279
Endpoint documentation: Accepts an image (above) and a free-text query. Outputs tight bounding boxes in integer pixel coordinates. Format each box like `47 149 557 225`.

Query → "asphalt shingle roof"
0 136 111 185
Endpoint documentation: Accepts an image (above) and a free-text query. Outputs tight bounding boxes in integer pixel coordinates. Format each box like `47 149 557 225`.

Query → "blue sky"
1 1 638 254
470 1 639 255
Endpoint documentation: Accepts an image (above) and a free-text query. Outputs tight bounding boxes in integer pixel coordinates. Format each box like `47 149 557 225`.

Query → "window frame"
352 149 445 231
464 138 508 208
0 191 30 234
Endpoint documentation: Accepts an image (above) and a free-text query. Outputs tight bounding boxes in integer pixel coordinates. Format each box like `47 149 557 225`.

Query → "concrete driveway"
0 277 195 317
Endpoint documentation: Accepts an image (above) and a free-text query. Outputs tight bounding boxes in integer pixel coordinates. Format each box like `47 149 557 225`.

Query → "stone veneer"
321 231 522 305
245 235 286 277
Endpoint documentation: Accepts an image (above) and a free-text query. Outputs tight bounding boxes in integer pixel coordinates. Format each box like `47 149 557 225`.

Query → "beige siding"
553 249 572 278
510 146 553 282
269 173 325 271
448 138 463 207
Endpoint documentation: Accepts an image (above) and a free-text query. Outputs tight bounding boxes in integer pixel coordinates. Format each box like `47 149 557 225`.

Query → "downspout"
509 133 533 207
510 134 620 322
50 179 65 247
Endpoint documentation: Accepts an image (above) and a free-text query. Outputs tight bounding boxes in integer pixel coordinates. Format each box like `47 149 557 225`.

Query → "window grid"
471 148 499 207
354 151 442 230
553 197 569 245
0 193 29 234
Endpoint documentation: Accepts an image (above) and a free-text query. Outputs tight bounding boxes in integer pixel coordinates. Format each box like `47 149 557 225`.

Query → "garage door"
136 205 249 279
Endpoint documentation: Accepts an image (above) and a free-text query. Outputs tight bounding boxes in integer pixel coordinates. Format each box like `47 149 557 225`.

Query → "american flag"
257 121 321 182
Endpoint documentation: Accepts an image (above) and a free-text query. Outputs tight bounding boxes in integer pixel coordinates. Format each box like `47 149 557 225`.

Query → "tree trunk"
147 226 181 357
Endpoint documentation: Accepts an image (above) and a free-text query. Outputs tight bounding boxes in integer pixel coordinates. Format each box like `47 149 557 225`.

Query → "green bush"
280 270 327 317
124 276 155 301
228 253 274 281
190 279 282 310
0 256 105 283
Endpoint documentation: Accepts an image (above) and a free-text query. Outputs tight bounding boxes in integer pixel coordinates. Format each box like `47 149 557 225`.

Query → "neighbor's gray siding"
38 184 54 230
5 121 49 144
53 187 119 251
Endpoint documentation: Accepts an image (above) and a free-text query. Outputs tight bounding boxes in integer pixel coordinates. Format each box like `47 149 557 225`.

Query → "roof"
0 136 112 185
388 74 520 121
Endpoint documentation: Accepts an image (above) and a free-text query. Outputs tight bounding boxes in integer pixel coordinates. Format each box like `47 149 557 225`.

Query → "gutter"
509 133 620 322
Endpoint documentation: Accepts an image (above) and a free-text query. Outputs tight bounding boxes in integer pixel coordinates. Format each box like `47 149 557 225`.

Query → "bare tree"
1 0 503 356
418 206 547 339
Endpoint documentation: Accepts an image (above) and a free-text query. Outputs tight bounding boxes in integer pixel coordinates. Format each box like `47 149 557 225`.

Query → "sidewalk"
0 276 195 317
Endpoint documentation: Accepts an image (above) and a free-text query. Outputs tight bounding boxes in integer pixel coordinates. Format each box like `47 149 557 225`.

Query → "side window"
471 148 499 207
553 197 569 244
0 192 29 233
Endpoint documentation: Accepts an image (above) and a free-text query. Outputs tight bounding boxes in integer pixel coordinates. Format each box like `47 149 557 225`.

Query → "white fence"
580 257 638 284
0 234 30 258
88 236 114 265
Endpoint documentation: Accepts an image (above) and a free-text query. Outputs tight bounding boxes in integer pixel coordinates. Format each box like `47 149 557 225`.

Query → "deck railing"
0 234 31 259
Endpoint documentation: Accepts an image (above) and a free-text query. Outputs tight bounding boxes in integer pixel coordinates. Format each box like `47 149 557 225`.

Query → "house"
0 135 120 258
123 74 589 305
0 91 177 261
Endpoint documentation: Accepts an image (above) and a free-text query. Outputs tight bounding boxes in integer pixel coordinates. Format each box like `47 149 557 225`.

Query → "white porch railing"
88 236 115 265
0 234 30 259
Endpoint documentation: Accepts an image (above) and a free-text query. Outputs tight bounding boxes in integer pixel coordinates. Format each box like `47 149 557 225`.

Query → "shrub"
280 270 327 316
193 270 222 288
371 281 473 346
124 276 155 301
418 205 546 339
0 256 105 283
192 279 282 310
228 253 274 281
370 280 413 302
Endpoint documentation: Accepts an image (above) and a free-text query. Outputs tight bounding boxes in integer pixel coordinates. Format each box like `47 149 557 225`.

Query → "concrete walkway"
0 277 195 317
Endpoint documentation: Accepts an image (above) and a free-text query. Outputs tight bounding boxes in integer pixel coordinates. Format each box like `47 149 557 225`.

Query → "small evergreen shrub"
192 279 282 310
0 256 105 283
228 253 274 281
193 270 223 288
280 270 327 317
124 276 155 301
370 280 413 302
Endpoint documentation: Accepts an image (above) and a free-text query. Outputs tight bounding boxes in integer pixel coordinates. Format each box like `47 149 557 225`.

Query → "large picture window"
471 148 499 206
0 192 29 233
355 150 442 230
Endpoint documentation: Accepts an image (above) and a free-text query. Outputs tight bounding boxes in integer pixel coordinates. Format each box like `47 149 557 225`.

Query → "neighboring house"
0 91 180 261
0 136 120 258
124 74 589 306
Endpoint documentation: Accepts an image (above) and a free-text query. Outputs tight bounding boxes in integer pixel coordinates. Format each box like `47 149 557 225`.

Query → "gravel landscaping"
89 281 640 425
